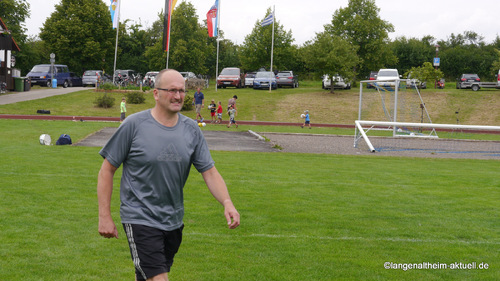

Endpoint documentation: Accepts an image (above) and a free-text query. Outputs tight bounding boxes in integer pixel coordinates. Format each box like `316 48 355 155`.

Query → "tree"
302 32 359 92
239 8 298 72
39 0 115 74
404 62 444 86
114 20 156 74
438 31 497 80
144 2 210 75
325 0 396 79
0 0 31 73
390 36 436 75
0 0 29 43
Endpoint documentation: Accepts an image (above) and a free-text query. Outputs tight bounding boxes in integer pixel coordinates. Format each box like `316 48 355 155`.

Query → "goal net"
354 79 500 158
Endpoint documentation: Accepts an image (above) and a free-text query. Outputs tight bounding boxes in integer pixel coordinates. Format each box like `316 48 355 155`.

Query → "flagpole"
112 1 120 84
215 0 220 92
269 6 275 92
166 0 172 69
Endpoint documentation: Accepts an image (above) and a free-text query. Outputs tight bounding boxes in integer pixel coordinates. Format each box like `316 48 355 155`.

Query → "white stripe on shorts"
124 223 147 280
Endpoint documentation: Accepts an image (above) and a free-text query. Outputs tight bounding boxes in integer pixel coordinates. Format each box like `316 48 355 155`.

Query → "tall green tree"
438 31 497 80
325 0 396 79
302 32 359 92
144 2 210 74
114 20 156 74
39 0 115 74
390 36 436 76
239 8 297 72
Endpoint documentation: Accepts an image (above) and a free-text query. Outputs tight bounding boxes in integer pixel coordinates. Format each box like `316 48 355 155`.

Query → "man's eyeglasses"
156 88 187 95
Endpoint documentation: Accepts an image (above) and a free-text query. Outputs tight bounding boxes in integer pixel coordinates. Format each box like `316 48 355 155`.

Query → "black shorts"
123 224 184 281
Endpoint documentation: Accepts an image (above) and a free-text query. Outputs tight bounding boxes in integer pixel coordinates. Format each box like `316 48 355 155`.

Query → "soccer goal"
355 78 437 144
354 79 500 158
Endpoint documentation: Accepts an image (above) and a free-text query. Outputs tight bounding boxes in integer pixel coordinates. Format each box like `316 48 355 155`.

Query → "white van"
376 69 400 87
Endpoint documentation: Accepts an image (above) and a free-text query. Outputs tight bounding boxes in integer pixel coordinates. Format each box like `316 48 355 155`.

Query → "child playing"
209 99 217 123
216 101 223 124
227 104 238 128
120 97 127 123
301 110 311 129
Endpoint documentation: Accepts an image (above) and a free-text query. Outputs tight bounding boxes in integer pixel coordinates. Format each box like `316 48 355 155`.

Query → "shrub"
94 93 115 108
98 82 117 91
182 94 194 111
126 91 146 104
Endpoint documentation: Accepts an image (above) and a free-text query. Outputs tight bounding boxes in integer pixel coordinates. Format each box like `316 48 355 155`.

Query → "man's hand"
224 200 240 229
99 216 119 239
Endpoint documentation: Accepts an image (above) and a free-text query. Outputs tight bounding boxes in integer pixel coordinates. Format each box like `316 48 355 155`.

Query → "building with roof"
0 17 21 91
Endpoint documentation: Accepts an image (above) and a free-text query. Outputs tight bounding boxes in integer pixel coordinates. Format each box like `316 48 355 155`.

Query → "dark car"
68 72 82 87
27 64 73 87
253 71 277 90
456 74 480 89
276 71 298 88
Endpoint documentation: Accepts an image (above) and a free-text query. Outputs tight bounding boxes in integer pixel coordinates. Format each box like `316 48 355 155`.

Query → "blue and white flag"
110 0 120 29
261 12 274 27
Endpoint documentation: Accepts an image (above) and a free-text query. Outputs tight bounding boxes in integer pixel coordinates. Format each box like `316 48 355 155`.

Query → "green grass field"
0 119 498 280
0 83 499 280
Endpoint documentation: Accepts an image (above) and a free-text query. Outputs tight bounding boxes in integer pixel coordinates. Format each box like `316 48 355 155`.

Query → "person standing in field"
216 101 223 124
97 69 240 281
227 95 237 114
120 97 126 122
193 87 205 122
209 99 216 123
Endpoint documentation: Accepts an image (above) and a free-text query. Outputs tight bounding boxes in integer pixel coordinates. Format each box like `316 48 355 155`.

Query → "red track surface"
0 114 354 128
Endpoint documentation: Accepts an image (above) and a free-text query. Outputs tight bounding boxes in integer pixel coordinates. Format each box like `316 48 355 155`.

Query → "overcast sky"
24 0 499 45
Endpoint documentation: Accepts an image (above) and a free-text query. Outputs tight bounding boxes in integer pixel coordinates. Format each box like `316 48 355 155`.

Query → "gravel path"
261 132 500 160
75 128 500 160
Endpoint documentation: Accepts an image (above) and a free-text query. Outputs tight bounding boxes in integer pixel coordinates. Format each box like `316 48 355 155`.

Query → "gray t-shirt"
99 109 214 231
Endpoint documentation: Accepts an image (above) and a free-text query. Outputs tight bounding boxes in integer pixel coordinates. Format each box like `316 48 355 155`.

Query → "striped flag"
110 0 120 29
163 0 178 52
206 0 219 37
261 12 274 27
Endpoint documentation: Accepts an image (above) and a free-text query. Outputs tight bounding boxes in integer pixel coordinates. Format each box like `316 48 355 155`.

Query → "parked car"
322 74 351 90
456 74 480 89
276 71 299 88
244 72 256 88
253 71 277 90
143 71 159 87
376 69 400 87
406 73 427 89
367 71 377 88
217 67 244 88
82 70 108 87
180 71 196 80
27 64 73 87
68 72 82 87
114 69 139 86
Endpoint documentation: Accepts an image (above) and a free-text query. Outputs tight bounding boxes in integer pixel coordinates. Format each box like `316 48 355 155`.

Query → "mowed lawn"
0 119 498 280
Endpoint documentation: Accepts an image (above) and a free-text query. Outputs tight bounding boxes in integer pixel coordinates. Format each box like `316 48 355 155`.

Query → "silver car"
82 70 107 87
244 72 256 88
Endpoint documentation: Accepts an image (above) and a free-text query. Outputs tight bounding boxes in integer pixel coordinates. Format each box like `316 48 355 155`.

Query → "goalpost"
354 79 500 157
